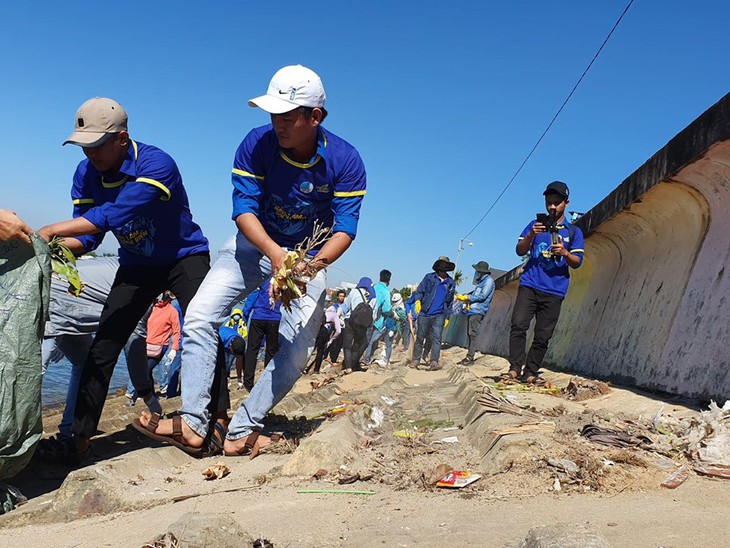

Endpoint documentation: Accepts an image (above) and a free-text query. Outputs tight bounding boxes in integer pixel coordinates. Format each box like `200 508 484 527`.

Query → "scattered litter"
547 458 579 476
338 472 374 485
435 471 481 488
394 429 424 439
552 477 561 492
253 537 274 548
433 436 459 444
380 395 397 406
482 421 556 458
368 407 384 429
693 463 730 480
202 462 230 481
428 464 454 485
661 465 690 489
564 377 611 401
687 400 730 476
311 402 350 420
475 388 543 421
602 459 615 467
581 424 652 449
310 375 337 391
312 469 328 479
297 489 376 495
142 532 180 548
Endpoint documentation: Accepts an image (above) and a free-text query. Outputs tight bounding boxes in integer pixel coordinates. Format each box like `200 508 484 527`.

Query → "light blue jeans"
179 233 326 440
364 328 392 364
42 330 146 438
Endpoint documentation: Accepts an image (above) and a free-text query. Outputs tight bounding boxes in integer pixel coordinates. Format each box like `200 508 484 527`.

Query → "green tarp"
0 235 50 480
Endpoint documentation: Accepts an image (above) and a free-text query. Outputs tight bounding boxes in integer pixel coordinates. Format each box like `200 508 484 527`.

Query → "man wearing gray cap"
134 65 367 458
36 98 212 463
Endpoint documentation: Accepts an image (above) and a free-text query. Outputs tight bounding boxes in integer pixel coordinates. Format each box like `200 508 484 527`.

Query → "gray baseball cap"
63 97 128 147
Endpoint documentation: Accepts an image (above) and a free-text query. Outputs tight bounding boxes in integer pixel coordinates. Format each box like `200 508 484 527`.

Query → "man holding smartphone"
504 181 584 385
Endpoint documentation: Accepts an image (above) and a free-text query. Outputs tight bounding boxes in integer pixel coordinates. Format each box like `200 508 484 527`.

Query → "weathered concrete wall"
446 93 730 401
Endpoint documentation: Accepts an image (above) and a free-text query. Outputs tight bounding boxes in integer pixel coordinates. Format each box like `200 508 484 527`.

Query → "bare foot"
223 433 274 456
138 411 205 449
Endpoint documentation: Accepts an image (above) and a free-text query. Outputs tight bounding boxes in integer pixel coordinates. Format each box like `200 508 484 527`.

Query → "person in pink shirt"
132 292 181 406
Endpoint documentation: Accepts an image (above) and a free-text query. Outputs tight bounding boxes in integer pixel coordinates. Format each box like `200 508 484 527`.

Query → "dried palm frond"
271 221 332 311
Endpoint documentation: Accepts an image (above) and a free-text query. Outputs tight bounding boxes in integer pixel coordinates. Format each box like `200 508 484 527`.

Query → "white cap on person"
248 65 326 114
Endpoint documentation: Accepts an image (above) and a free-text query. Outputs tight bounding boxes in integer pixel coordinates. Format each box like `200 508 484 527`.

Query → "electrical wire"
461 0 634 240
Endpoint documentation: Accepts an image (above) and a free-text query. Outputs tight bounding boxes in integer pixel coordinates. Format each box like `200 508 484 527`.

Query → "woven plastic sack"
0 235 50 479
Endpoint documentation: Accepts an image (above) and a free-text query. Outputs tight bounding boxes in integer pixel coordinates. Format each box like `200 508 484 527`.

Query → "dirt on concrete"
1 346 728 547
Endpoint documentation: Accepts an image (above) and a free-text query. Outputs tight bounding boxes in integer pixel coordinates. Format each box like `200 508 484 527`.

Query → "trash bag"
0 235 51 480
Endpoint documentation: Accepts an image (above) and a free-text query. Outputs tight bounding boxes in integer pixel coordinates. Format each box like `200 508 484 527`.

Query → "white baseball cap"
63 97 128 147
248 65 326 114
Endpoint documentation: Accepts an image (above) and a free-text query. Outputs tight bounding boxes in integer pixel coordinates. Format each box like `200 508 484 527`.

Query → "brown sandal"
524 375 550 387
499 370 520 385
131 413 204 456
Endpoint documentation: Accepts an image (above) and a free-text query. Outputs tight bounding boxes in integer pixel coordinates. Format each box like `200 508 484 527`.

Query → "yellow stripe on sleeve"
232 168 265 180
333 190 367 198
73 198 95 205
136 177 172 201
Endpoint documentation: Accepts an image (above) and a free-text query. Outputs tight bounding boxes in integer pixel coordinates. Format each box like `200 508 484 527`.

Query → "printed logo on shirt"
299 181 314 194
535 241 563 271
263 194 316 237
316 184 330 193
115 216 156 257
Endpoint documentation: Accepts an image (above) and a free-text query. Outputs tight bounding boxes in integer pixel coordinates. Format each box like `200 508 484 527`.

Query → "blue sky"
1 1 728 290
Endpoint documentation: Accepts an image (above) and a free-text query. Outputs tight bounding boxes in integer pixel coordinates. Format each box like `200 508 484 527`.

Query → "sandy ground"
2 346 729 547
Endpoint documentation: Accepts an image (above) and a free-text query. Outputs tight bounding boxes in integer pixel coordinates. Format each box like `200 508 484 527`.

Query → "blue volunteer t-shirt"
231 125 367 249
71 140 209 265
425 279 448 316
518 219 585 298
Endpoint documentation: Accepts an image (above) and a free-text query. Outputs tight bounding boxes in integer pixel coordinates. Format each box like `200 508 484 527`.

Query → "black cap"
543 180 569 199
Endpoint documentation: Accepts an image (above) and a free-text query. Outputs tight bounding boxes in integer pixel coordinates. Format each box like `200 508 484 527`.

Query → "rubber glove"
455 294 469 302
444 319 450 327
415 300 422 315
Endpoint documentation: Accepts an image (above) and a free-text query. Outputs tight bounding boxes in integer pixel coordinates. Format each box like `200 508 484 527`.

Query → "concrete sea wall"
446 92 730 402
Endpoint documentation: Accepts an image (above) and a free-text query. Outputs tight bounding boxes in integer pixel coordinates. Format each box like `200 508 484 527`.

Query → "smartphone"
536 213 549 224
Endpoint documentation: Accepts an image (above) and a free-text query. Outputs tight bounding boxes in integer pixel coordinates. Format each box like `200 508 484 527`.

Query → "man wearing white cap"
135 65 367 458
36 98 212 463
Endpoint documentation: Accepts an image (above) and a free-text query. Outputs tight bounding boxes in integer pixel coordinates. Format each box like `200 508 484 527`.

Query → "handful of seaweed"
49 236 83 296
271 221 331 311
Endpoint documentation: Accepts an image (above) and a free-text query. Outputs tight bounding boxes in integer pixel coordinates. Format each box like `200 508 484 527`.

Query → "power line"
461 0 634 240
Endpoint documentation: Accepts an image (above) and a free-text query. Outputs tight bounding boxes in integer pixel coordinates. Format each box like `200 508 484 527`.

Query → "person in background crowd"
342 277 374 373
455 261 495 365
409 256 456 371
243 278 281 391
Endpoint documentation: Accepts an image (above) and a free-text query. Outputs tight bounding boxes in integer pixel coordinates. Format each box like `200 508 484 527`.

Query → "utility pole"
455 238 473 274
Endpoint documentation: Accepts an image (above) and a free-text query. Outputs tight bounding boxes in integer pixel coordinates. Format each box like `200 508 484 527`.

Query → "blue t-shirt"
426 280 448 316
518 219 585 298
250 278 282 322
231 125 367 249
71 140 209 265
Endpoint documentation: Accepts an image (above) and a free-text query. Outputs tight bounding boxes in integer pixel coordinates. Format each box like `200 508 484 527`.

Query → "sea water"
41 354 132 408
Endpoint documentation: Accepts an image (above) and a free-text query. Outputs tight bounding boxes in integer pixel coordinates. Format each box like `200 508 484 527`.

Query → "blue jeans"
412 313 446 363
42 331 145 438
179 233 326 440
42 335 93 438
364 328 392 364
163 349 182 397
